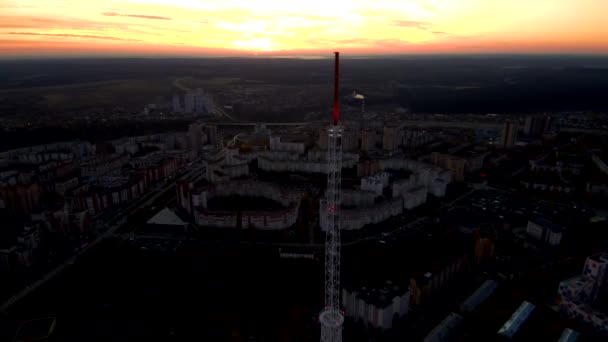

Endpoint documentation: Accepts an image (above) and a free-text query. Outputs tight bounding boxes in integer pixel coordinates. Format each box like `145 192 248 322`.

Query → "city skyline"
2 0 608 57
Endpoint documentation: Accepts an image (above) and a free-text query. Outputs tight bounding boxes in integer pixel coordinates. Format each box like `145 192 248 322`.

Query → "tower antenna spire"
320 51 344 342
333 51 340 125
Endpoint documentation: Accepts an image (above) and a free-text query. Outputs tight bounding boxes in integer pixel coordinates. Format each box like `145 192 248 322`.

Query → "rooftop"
147 207 187 227
460 279 499 313
497 301 536 338
14 317 56 341
530 217 564 233
588 252 608 264
424 312 464 342
557 328 580 342
346 280 408 308
410 232 470 284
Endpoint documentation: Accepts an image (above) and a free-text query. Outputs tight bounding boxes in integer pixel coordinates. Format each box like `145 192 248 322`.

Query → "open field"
0 78 179 114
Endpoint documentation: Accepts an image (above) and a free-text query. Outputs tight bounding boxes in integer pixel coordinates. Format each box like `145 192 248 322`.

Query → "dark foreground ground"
2 238 324 342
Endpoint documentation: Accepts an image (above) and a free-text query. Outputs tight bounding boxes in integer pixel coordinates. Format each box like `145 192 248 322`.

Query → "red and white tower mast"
319 51 344 342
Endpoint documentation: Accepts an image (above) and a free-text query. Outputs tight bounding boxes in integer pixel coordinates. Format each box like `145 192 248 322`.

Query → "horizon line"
2 52 608 61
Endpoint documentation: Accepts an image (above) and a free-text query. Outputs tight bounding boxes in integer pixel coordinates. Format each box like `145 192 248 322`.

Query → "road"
228 133 245 147
210 102 239 122
192 120 501 130
172 77 193 92
561 127 608 135
0 161 207 314
0 182 176 313
401 120 503 130
187 121 312 127
446 187 478 208
116 199 434 250
124 183 478 252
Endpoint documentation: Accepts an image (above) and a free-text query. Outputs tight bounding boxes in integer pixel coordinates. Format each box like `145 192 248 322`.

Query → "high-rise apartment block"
383 125 400 151
188 122 203 152
172 94 182 113
558 253 608 336
500 120 518 149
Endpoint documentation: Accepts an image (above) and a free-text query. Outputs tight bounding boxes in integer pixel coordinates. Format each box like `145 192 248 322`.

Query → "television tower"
319 52 344 342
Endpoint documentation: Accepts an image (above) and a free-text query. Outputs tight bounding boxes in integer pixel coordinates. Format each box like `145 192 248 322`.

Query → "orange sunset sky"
1 0 607 56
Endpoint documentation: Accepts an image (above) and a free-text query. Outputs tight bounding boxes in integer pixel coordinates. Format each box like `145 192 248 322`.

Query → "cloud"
102 12 171 20
0 4 36 8
303 37 415 50
332 38 360 44
421 3 440 13
391 20 433 30
6 32 141 41
288 13 333 21
0 17 94 29
430 31 478 40
0 15 162 35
